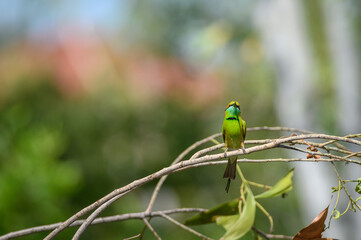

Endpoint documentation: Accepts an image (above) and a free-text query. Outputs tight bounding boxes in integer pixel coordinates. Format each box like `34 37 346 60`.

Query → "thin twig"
142 218 161 240
247 181 272 190
256 201 273 233
72 193 126 240
278 144 353 162
290 140 361 157
319 133 361 148
123 234 141 240
252 227 293 239
330 162 361 211
158 212 214 240
138 225 147 240
179 157 361 171
345 151 361 158
0 208 206 240
189 144 224 160
146 133 221 214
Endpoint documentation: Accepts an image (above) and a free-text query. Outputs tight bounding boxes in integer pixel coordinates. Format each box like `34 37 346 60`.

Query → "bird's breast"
223 120 243 149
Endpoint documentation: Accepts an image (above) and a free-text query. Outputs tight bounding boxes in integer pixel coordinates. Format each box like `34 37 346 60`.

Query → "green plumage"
222 101 246 193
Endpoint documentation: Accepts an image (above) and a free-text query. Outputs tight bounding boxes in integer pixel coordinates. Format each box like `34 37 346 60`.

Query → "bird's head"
225 101 241 115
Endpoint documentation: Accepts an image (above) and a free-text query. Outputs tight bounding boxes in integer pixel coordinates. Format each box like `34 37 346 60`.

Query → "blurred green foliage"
0 81 216 238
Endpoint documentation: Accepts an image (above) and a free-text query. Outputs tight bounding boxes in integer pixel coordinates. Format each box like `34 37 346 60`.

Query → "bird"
222 101 246 193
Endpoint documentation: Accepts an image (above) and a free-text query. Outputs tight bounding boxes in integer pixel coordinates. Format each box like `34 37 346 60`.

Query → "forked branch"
0 127 360 240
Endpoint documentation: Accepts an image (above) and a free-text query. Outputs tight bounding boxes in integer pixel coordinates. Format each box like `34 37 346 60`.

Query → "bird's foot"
223 148 228 158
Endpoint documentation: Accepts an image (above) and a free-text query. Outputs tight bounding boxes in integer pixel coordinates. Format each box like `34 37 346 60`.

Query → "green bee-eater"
222 101 246 193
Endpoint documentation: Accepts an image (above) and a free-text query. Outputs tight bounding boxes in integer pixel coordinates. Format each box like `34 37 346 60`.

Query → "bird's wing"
222 126 226 143
242 119 246 140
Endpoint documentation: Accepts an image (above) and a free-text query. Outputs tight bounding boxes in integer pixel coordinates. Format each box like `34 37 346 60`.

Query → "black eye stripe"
225 102 240 111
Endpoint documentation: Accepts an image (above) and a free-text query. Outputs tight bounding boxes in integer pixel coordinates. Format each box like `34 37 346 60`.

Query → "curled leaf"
355 180 361 194
255 168 294 199
217 184 256 240
293 202 335 240
307 153 313 159
307 146 318 152
185 199 239 225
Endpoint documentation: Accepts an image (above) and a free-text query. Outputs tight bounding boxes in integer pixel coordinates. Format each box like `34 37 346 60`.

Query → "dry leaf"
306 153 321 159
310 146 318 152
293 203 334 240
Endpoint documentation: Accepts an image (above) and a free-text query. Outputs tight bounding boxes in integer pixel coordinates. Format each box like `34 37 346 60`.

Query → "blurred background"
0 0 360 239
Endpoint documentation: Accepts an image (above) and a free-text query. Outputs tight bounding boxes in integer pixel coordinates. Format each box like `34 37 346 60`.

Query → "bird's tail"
223 157 237 179
223 157 237 193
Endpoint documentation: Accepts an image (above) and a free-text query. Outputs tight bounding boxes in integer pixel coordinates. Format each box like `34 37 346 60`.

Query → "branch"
256 201 274 233
142 218 161 240
291 140 361 157
278 144 355 162
252 227 293 239
183 157 361 172
123 234 141 240
319 133 361 148
72 193 126 240
0 208 205 240
158 212 214 240
146 133 221 213
42 133 361 240
330 162 361 211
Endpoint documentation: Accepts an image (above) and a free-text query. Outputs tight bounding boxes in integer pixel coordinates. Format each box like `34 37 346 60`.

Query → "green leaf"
185 198 239 225
217 215 239 232
331 186 340 193
217 184 256 240
355 179 361 194
255 168 294 199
